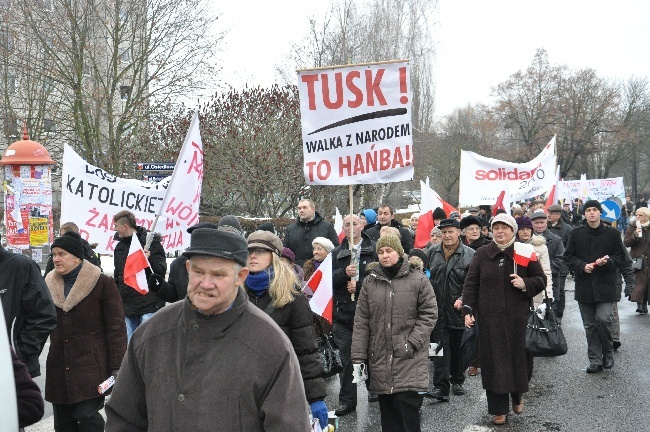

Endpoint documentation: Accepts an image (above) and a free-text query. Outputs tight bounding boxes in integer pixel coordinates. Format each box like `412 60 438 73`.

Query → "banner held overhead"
297 60 414 185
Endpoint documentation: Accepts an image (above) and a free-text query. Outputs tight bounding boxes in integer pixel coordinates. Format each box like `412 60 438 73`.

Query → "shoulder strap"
264 302 276 316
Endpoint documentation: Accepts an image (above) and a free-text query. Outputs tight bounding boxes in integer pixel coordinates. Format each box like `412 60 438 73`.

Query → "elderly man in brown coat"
45 231 127 431
351 234 437 432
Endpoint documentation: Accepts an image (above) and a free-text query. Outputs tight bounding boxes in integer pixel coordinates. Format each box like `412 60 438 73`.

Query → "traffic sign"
600 200 621 223
142 174 168 182
137 162 175 171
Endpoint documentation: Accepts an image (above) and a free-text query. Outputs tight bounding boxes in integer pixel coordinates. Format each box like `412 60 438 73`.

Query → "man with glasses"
331 214 377 415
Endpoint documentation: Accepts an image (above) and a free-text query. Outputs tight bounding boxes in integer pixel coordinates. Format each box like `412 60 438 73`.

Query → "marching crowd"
3 194 647 431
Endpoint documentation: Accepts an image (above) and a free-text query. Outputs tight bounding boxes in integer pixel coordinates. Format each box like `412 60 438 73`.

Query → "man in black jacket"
426 219 475 401
113 210 167 340
0 243 56 377
564 200 627 373
283 199 339 267
331 214 376 416
365 204 414 253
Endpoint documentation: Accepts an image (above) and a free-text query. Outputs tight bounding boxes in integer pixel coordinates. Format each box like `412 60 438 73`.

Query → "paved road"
25 278 650 431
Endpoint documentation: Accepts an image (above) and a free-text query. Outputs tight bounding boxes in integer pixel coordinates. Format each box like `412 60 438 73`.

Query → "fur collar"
45 260 102 312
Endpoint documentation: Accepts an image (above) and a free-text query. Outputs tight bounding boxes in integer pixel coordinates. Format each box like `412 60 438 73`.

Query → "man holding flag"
112 210 167 340
330 214 377 416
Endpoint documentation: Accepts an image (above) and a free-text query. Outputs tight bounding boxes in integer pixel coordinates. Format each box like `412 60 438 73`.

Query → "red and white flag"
544 165 561 211
513 242 538 267
414 178 457 248
305 253 333 324
334 207 345 243
124 238 151 295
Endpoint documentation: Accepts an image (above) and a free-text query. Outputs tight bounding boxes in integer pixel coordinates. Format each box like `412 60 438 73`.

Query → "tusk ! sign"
297 60 414 185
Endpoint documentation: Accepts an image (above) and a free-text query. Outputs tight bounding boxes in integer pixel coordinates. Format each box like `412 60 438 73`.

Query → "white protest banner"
61 145 192 255
297 60 414 185
557 177 625 204
459 136 556 206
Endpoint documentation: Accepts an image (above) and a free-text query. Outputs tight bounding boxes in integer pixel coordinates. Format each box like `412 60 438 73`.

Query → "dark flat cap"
183 228 248 266
438 218 460 229
529 210 547 220
547 204 563 213
187 222 218 234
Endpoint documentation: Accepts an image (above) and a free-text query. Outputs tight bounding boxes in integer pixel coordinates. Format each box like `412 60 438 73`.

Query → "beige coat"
350 258 437 394
528 236 554 307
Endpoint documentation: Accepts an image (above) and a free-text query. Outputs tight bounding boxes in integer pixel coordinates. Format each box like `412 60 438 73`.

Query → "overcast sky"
214 0 650 118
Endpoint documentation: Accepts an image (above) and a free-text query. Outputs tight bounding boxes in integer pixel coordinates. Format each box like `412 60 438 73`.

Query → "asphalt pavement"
25 278 650 431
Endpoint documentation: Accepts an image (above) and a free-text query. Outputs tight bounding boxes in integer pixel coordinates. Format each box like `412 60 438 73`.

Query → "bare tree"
2 0 221 174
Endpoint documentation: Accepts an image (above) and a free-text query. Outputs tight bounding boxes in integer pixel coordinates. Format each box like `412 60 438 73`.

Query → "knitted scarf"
494 236 516 251
442 240 460 261
246 267 274 297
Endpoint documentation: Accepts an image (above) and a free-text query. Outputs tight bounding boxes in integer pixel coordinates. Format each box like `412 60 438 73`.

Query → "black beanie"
433 207 447 220
52 231 85 260
583 200 602 214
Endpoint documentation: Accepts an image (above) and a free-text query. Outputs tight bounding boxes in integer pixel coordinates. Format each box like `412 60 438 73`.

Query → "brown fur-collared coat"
44 260 127 404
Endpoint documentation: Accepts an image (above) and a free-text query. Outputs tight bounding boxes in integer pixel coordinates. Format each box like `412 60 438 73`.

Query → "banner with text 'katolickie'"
297 60 414 185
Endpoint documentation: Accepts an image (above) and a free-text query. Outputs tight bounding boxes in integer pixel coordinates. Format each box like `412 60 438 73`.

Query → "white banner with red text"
557 177 625 204
458 137 556 206
60 145 198 255
297 60 414 185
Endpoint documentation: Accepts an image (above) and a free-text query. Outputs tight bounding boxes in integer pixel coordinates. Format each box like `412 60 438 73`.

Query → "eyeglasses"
465 227 480 232
248 248 270 256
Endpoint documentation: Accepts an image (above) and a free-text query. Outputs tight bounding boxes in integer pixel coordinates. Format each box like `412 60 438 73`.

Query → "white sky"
214 0 650 118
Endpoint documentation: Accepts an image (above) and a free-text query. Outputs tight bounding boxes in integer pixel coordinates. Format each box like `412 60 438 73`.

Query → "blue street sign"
137 162 175 171
142 174 168 182
600 200 621 223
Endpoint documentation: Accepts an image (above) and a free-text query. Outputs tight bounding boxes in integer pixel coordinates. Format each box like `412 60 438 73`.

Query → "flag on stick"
305 253 333 324
415 179 457 248
124 238 151 295
513 242 538 267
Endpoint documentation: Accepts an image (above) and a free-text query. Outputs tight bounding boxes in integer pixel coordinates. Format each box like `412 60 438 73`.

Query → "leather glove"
148 274 165 293
310 400 328 429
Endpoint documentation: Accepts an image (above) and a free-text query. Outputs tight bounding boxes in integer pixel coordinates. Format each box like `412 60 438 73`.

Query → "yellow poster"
29 217 49 247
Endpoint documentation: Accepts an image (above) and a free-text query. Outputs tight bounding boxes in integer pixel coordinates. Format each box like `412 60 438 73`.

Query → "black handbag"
317 332 344 378
526 296 568 357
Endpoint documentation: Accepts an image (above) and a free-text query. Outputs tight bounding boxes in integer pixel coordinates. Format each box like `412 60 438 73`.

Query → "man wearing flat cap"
106 228 310 431
564 200 627 373
425 219 475 401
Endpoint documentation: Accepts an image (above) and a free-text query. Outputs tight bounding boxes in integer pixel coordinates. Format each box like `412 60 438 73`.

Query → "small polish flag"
124 238 151 295
334 207 345 243
513 242 538 267
305 253 333 324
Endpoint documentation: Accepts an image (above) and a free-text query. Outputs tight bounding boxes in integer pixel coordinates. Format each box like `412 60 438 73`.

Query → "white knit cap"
491 213 518 235
312 237 335 253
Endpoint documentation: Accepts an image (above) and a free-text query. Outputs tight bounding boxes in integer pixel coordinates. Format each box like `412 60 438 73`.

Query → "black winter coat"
565 223 627 303
462 234 491 251
245 286 326 403
462 242 546 394
331 234 376 327
539 229 566 277
428 243 475 333
283 212 339 267
365 219 414 253
12 346 44 428
151 255 188 303
547 219 573 246
44 238 102 276
0 246 56 377
113 227 167 316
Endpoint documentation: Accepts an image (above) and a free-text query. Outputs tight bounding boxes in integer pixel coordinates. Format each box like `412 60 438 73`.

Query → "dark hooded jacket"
245 286 326 403
113 226 167 316
283 212 339 267
365 219 414 253
331 233 376 327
